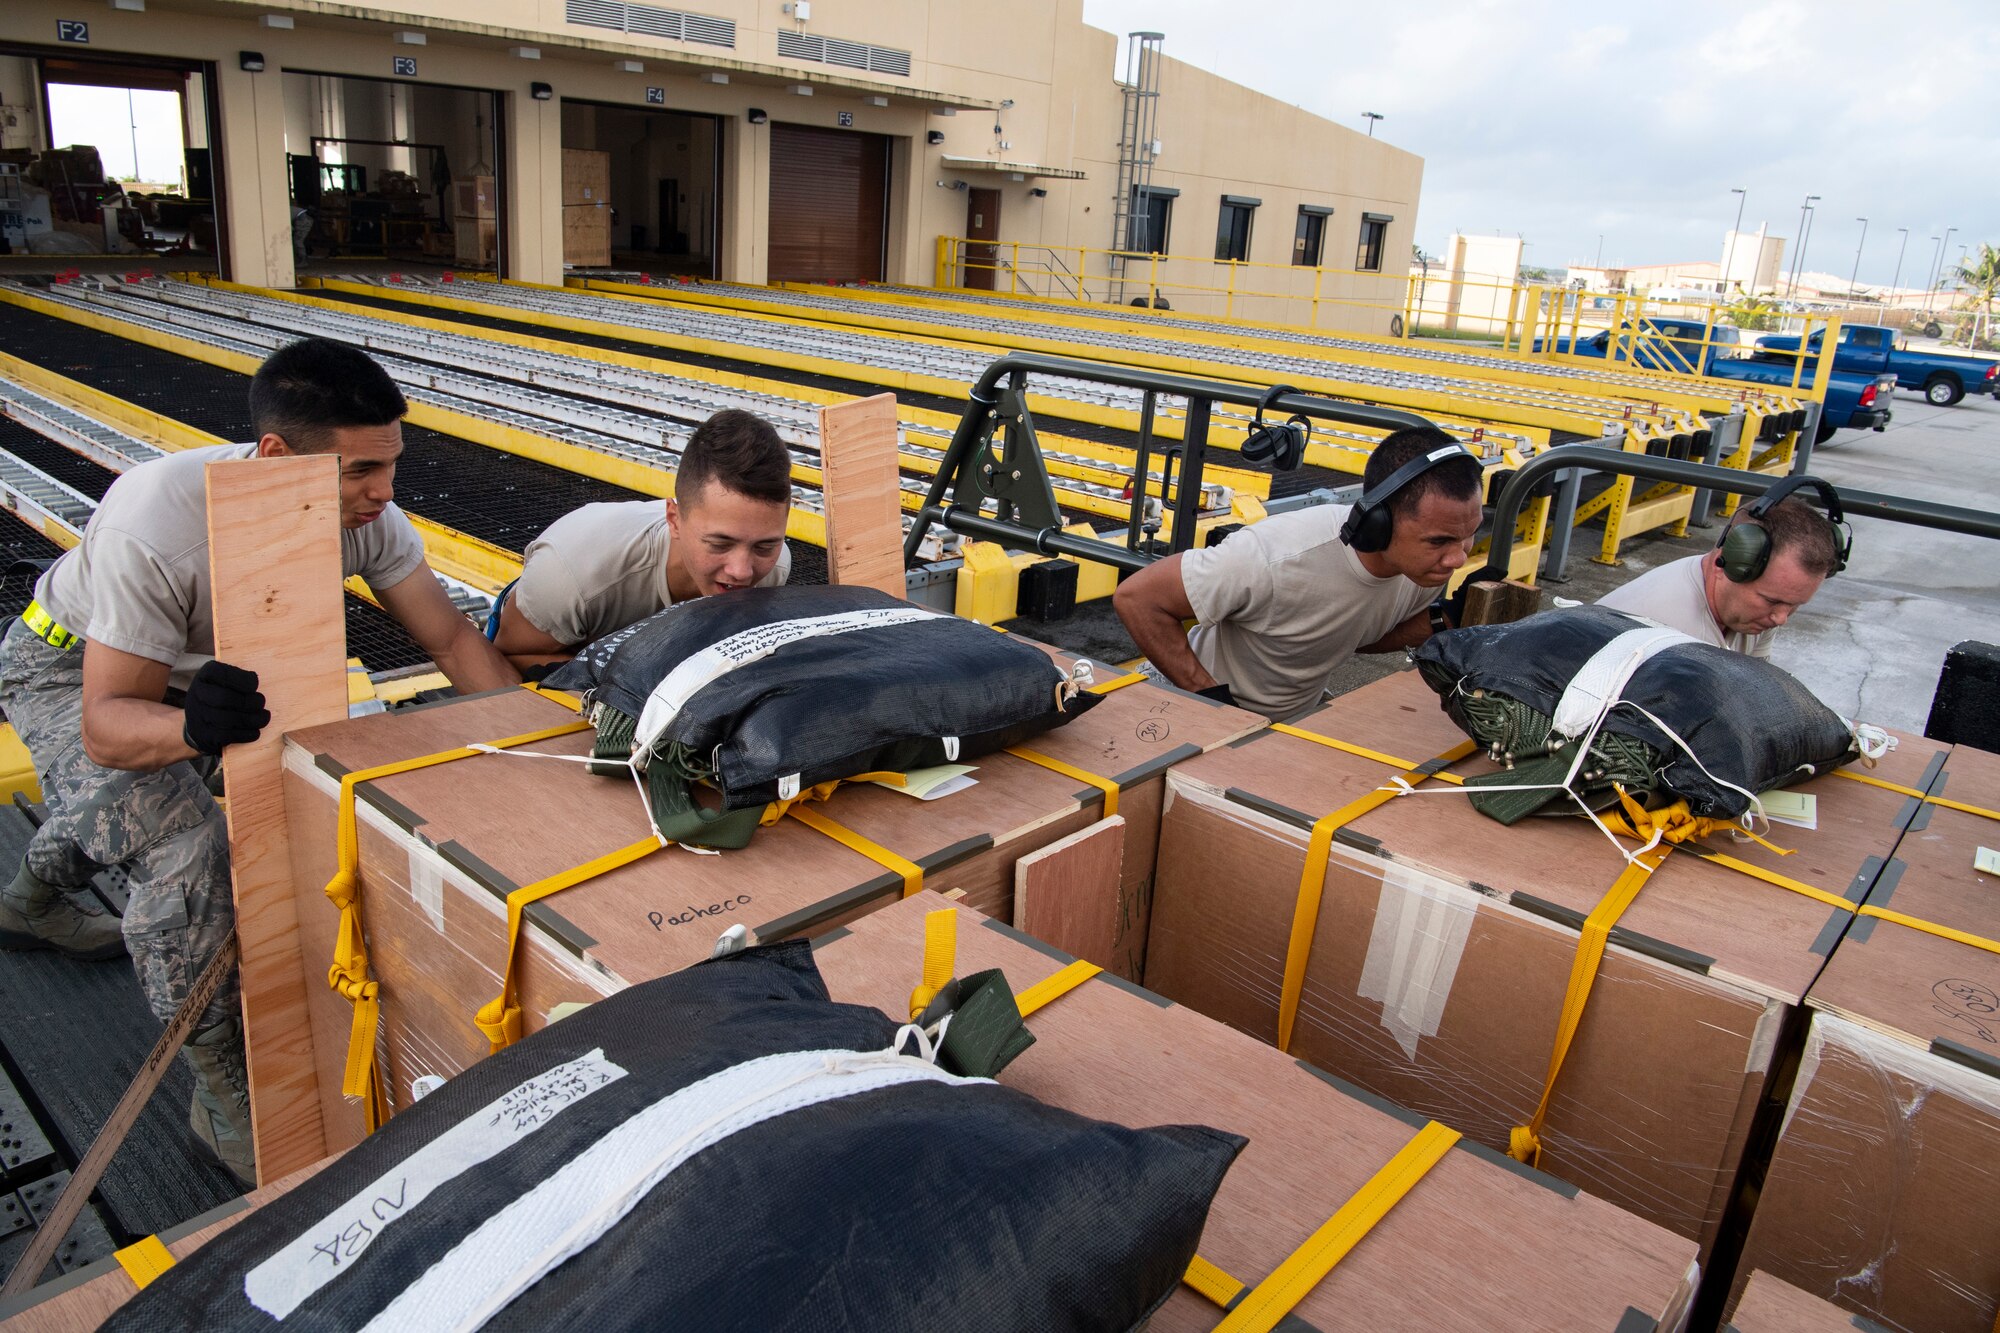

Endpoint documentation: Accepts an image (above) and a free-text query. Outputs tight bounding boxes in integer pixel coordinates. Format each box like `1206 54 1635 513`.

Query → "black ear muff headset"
1716 474 1851 583
1240 384 1311 473
1339 441 1482 553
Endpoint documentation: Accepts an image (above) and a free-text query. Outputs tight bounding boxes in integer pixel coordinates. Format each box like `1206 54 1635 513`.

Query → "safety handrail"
1471 444 2000 585
902 352 1434 570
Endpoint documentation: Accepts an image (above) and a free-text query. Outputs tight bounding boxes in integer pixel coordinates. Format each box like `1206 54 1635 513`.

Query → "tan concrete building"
0 0 1420 329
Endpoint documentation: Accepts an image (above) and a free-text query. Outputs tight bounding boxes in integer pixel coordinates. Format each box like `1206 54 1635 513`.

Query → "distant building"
1720 228 1785 295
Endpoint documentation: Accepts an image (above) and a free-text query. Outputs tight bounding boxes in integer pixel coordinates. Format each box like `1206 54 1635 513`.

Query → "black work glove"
182 660 269 755
1441 581 1474 629
519 661 561 684
1196 681 1238 707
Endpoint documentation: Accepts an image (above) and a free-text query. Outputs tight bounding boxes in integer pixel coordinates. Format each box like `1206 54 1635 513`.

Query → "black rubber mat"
0 420 114 501
0 516 65 626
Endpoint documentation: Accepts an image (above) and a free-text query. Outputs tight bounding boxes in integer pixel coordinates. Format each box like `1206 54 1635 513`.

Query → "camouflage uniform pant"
0 621 239 1032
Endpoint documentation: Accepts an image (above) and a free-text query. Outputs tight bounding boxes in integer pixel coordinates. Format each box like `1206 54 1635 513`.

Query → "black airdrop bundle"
1412 605 1859 824
542 585 1104 848
105 943 1241 1332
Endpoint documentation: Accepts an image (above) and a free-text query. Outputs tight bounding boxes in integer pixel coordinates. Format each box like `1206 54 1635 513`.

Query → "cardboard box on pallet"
280 676 1260 1152
1727 1270 1885 1331
1144 669 1945 1256
5 894 1701 1331
1730 744 2000 1333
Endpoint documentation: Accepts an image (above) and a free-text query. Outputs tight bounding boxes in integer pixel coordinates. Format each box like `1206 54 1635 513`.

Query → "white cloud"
1081 0 1998 284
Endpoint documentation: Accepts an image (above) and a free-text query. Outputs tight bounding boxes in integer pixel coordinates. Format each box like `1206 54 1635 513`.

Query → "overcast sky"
1080 0 1996 286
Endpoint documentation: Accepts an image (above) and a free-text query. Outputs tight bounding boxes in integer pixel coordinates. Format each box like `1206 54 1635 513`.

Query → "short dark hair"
1757 496 1840 577
677 409 792 508
248 338 407 452
1361 426 1483 515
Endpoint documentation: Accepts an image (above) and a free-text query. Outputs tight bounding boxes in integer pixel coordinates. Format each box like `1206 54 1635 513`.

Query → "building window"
1355 212 1391 273
1130 187 1173 255
1214 196 1257 261
1294 206 1330 267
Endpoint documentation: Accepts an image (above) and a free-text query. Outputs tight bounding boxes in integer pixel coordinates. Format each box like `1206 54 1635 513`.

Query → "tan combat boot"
0 859 125 961
185 1019 257 1190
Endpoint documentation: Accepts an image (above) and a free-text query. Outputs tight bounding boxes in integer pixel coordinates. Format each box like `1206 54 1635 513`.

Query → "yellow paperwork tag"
1976 846 2000 876
873 765 978 801
1761 790 1817 830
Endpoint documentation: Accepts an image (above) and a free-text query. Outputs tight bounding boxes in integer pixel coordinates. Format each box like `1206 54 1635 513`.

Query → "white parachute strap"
465 744 711 855
1549 625 1693 741
1057 659 1095 710
1845 719 1897 767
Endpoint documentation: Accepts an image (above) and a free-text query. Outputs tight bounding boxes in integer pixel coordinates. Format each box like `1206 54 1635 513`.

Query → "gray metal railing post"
1687 409 1739 527
1539 467 1583 582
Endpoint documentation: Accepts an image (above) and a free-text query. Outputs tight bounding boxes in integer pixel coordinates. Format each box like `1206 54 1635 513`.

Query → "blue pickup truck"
1538 319 1894 443
1754 323 1999 406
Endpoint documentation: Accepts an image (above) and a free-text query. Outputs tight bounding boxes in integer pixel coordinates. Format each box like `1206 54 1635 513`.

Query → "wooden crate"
451 174 495 221
562 202 609 268
280 676 1259 1151
13 895 1701 1329
453 218 496 266
560 148 608 208
1728 1270 1878 1331
1144 669 1945 1255
1732 743 2000 1332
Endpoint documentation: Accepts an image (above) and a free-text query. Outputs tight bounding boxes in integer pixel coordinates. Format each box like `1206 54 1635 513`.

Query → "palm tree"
1952 242 2000 347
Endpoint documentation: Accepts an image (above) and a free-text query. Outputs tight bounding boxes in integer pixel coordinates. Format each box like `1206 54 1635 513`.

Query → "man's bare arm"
1357 607 1432 654
376 562 521 691
81 644 198 770
490 595 574 673
1111 553 1220 692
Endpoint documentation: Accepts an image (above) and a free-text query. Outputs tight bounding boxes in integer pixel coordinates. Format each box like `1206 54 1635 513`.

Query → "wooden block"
206 456 348 1185
1014 815 1124 969
816 393 905 598
1459 577 1540 626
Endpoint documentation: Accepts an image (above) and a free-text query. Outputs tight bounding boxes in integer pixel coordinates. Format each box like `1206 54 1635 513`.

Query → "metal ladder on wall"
1108 32 1164 306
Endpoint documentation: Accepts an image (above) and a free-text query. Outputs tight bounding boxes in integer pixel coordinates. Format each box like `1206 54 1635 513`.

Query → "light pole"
1925 227 1956 315
1847 218 1867 300
1888 227 1910 310
1361 112 1384 137
1922 235 1942 315
1721 187 1746 293
1787 194 1819 296
1594 234 1604 269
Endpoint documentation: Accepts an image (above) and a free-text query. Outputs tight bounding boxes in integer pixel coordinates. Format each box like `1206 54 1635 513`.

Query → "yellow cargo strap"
1213 1120 1461 1333
1508 845 1671 1167
1181 1254 1247 1309
475 835 666 1051
1088 670 1148 695
113 1234 176 1290
1015 960 1104 1016
1834 768 2000 822
1270 723 1467 787
20 601 78 652
1276 740 1479 1052
323 698 591 1129
787 806 924 898
909 907 957 1020
1005 746 1121 819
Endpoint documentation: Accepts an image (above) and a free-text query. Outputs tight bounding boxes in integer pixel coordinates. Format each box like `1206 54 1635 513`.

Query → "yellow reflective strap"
114 1234 176 1290
323 712 593 1114
521 682 585 714
1858 904 2000 957
1698 851 1855 914
1833 768 2000 822
788 806 924 898
910 907 958 1021
475 835 665 1052
1271 723 1466 786
1088 670 1149 695
1276 741 1478 1053
1006 745 1121 819
1215 1120 1460 1333
1015 959 1103 1017
1183 1254 1246 1308
1509 846 1669 1167
21 601 78 651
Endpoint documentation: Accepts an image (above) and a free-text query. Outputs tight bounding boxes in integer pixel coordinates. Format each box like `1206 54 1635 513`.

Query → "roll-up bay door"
768 122 888 284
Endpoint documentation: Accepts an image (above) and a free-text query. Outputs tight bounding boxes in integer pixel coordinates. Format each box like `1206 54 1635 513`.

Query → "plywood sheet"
206 456 348 1185
816 393 904 597
815 894 1698 1332
1014 816 1124 969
